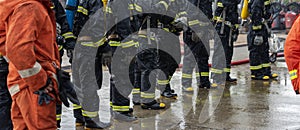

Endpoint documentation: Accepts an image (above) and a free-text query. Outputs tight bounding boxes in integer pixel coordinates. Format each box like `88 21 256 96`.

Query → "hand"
34 78 54 105
254 35 263 45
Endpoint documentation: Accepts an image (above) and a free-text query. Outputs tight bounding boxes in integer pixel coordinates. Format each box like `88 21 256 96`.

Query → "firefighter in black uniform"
182 0 213 91
50 0 85 128
211 0 240 87
247 0 278 80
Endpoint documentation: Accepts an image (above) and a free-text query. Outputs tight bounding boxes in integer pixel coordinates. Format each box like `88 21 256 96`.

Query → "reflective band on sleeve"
109 41 121 47
182 73 192 78
158 1 169 10
18 62 42 78
132 88 141 94
9 84 20 96
262 63 271 67
157 79 169 85
82 110 98 118
196 73 200 77
223 68 231 73
141 92 155 99
138 34 155 41
112 105 130 112
217 2 224 7
201 72 209 77
62 32 76 39
121 40 138 48
56 114 61 121
264 0 270 5
211 68 223 74
77 6 88 15
58 45 63 51
289 70 297 80
73 104 82 109
188 20 200 26
81 38 105 47
252 25 262 30
250 65 263 70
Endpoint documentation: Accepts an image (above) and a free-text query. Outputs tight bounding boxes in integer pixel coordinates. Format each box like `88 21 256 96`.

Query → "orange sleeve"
6 3 47 91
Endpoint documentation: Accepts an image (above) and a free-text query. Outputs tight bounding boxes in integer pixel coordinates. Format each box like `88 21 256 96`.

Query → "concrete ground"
59 32 300 130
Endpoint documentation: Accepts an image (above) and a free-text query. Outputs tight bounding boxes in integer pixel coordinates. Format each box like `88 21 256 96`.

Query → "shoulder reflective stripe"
158 1 169 11
223 68 231 73
62 32 76 39
77 6 88 15
18 62 42 78
211 68 223 74
56 114 61 120
250 65 262 70
73 104 82 109
289 70 297 80
200 72 209 77
182 73 192 78
217 2 224 7
141 92 155 98
82 110 98 118
252 25 262 30
9 84 20 96
132 88 141 94
262 63 271 67
157 79 169 85
264 0 270 5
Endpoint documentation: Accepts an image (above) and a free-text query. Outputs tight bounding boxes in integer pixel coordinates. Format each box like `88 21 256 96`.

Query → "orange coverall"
0 0 60 129
285 17 300 94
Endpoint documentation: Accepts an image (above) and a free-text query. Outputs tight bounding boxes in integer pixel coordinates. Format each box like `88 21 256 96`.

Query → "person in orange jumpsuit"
0 0 60 129
285 17 300 94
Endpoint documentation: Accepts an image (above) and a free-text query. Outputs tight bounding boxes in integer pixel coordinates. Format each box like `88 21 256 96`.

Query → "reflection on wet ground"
60 60 300 129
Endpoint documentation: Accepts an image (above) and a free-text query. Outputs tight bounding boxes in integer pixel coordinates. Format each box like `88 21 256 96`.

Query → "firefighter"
247 0 278 80
211 0 240 87
50 0 86 128
0 22 13 130
284 17 300 94
181 0 213 91
0 0 60 129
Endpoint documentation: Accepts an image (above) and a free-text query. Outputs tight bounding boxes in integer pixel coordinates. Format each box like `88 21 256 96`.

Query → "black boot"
199 82 211 89
141 100 166 110
226 73 237 82
112 110 138 122
161 89 177 99
84 116 111 129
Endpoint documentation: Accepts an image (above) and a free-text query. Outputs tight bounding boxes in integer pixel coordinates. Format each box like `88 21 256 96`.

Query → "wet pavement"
59 34 300 129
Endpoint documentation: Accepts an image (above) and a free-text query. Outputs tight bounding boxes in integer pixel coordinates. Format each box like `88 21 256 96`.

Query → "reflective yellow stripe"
77 6 88 15
138 34 155 41
158 1 169 10
51 5 55 9
121 40 138 48
110 101 112 107
157 79 169 85
56 114 61 121
223 68 231 73
82 110 98 118
235 24 240 29
182 73 192 78
9 84 20 96
188 20 200 26
18 62 42 78
213 16 220 21
162 28 170 32
196 72 200 77
262 63 271 67
201 72 209 77
252 25 262 30
105 7 112 14
132 88 140 94
109 41 121 47
211 68 223 74
217 2 224 7
62 32 76 39
141 92 155 99
250 65 262 70
73 104 82 109
112 105 130 112
58 45 63 51
264 0 270 5
290 70 298 80
129 4 143 12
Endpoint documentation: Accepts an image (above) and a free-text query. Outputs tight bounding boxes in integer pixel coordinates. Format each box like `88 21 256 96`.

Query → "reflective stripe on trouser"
82 110 98 118
72 43 102 120
182 44 198 87
247 25 270 76
183 32 210 86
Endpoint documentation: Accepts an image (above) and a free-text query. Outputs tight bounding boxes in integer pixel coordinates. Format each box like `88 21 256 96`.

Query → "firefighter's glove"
56 35 65 46
34 78 54 105
64 39 76 50
57 69 80 107
254 35 263 45
191 32 202 42
102 51 112 67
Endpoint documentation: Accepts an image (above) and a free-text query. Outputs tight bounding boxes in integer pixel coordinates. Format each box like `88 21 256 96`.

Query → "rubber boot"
112 110 138 122
141 100 166 110
226 72 237 82
84 116 111 130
